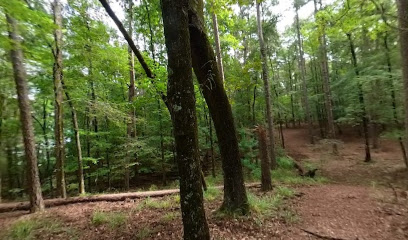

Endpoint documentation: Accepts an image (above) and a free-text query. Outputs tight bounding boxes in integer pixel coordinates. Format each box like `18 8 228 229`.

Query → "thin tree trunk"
161 0 210 238
53 0 66 199
62 84 85 195
397 0 408 168
256 2 277 170
211 9 225 84
314 0 335 138
347 33 371 162
124 0 136 192
256 126 272 191
295 7 314 143
188 0 249 214
384 32 408 166
7 14 44 213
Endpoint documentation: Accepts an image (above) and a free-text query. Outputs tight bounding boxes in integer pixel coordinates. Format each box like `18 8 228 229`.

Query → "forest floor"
1 127 408 240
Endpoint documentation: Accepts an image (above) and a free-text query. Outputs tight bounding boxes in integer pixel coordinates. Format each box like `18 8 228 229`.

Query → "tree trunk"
62 83 85 195
256 126 272 192
384 32 408 166
161 0 210 239
314 0 335 138
256 2 277 170
125 0 136 192
211 10 225 84
53 0 67 199
7 14 44 213
347 33 371 162
188 1 249 214
397 0 408 169
295 8 314 144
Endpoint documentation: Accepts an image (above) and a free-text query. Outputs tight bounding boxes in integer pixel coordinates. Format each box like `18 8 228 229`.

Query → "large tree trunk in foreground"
256 1 277 170
162 0 210 239
256 126 272 192
295 8 314 144
188 1 249 214
7 14 44 213
314 0 335 138
347 33 371 162
53 0 67 199
397 0 408 169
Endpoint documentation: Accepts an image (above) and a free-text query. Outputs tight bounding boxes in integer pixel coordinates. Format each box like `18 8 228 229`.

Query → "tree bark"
256 2 277 170
295 7 314 144
6 14 44 213
256 126 272 192
397 0 408 168
347 33 371 162
188 1 249 214
314 0 335 138
53 0 67 199
161 0 210 239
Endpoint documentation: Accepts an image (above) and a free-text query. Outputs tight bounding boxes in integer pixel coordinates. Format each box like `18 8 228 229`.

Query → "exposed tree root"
300 228 349 240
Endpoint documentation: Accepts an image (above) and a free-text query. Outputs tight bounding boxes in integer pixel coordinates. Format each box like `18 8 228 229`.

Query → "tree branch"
98 0 154 79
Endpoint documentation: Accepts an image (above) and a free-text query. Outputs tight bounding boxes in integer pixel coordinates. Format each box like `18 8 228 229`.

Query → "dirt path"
283 127 408 240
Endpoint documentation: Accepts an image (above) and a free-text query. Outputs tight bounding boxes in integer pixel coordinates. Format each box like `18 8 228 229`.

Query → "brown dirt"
1 127 407 240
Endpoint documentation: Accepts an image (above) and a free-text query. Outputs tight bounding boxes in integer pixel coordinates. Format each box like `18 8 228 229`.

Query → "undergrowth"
4 216 77 240
91 211 127 229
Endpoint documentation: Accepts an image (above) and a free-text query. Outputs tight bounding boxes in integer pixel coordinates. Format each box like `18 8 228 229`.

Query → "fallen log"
0 183 260 213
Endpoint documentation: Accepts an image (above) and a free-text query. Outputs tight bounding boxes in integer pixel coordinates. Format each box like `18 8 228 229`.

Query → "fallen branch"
300 228 348 240
0 183 260 213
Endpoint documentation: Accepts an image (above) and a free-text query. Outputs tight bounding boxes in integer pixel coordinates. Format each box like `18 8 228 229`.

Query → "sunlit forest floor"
1 127 407 240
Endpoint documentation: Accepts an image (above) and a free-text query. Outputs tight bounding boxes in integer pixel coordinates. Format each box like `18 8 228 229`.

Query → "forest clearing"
1 0 408 239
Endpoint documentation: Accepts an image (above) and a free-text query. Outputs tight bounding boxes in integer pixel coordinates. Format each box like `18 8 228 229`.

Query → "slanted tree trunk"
256 1 277 170
161 0 210 239
7 14 44 213
211 6 225 84
314 0 335 138
397 0 408 168
347 33 371 162
53 0 66 199
61 82 85 195
256 126 272 192
188 0 249 214
295 7 314 143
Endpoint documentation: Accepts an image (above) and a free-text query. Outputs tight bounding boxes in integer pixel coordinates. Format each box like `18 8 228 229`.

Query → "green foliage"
91 211 127 229
4 217 76 240
204 187 222 201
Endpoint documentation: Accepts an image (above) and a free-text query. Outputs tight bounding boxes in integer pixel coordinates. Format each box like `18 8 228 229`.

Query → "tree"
347 32 371 162
189 0 249 214
256 0 277 169
294 0 314 144
210 1 225 84
6 13 44 212
161 0 210 239
52 0 67 199
313 0 335 138
397 0 408 168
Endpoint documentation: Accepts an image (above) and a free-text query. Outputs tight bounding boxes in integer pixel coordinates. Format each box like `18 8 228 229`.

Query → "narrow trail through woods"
283 127 408 240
